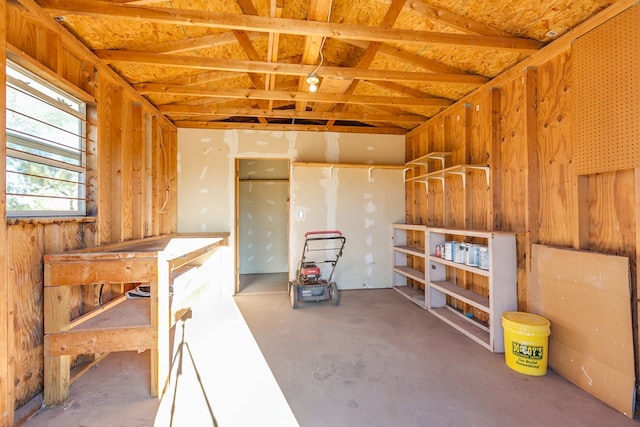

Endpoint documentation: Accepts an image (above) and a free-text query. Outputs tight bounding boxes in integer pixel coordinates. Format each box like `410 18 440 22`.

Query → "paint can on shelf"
478 245 489 270
435 244 442 258
443 241 454 260
465 244 480 267
453 242 466 263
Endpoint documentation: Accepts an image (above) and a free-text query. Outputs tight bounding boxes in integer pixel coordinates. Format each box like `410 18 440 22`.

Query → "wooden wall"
1 1 178 423
405 0 640 388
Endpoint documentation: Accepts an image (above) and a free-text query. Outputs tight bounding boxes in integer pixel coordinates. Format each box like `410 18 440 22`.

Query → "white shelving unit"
426 227 517 352
391 224 427 308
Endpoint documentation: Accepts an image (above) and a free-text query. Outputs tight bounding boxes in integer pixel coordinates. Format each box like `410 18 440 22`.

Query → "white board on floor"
529 244 635 418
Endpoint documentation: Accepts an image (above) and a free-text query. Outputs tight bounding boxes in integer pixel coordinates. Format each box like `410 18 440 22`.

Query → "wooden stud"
0 0 10 421
98 82 114 245
634 168 640 390
110 85 125 242
489 87 502 231
132 104 145 240
151 116 162 237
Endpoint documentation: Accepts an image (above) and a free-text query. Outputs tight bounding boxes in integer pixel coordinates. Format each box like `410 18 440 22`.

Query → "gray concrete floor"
20 276 639 426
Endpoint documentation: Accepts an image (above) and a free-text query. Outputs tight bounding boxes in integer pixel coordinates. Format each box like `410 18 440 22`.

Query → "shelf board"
429 306 491 351
393 285 425 309
429 280 489 311
393 266 425 283
72 297 151 331
428 256 490 277
392 223 426 231
393 245 425 258
405 152 452 172
427 227 514 239
418 164 490 188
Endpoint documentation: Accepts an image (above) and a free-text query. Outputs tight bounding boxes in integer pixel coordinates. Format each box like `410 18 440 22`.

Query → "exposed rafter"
133 83 454 107
95 50 490 84
29 0 585 133
38 0 542 52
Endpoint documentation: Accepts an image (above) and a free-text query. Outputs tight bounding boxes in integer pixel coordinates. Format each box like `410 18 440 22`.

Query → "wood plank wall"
405 0 640 390
1 1 178 423
0 0 9 424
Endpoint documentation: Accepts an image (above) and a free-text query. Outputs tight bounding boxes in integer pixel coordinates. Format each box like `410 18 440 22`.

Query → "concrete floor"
20 276 639 427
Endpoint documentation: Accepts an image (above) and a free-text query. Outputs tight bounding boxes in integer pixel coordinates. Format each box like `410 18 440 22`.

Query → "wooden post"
43 285 71 405
634 168 640 395
132 103 145 240
489 87 502 231
523 67 539 313
151 255 170 397
0 0 11 422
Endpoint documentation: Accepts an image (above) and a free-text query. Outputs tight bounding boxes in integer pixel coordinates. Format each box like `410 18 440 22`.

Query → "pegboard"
573 6 640 175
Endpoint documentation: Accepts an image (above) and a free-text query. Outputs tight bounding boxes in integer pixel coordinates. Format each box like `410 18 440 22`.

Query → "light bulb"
309 83 318 93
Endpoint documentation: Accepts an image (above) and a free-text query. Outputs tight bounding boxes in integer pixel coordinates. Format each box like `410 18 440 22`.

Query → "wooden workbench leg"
43 286 71 405
44 352 70 406
151 274 169 398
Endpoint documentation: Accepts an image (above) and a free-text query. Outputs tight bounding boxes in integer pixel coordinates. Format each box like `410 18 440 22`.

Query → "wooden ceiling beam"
296 0 333 111
108 0 166 4
398 0 514 37
340 39 470 74
134 83 454 106
159 105 426 122
38 0 542 52
318 0 406 117
363 79 448 99
266 2 283 109
95 50 490 84
126 31 265 55
175 120 408 135
230 0 269 118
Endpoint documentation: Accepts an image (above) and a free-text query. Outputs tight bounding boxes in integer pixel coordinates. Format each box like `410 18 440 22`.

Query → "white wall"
290 165 405 289
177 129 405 295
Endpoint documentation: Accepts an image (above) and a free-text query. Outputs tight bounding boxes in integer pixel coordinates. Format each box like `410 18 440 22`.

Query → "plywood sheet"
573 6 640 175
529 244 635 418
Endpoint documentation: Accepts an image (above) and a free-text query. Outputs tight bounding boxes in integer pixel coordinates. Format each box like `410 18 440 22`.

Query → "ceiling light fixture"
306 72 320 92
306 37 326 93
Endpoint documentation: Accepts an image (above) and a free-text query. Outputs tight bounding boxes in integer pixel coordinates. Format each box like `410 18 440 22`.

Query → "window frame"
5 60 88 218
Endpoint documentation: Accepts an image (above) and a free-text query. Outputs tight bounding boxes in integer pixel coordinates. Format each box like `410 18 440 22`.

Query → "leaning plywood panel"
529 244 635 418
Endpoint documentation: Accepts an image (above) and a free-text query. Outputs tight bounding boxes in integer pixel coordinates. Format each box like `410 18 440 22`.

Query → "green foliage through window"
6 61 87 216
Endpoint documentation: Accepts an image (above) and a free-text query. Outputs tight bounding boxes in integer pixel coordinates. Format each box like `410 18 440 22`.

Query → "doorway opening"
236 158 290 294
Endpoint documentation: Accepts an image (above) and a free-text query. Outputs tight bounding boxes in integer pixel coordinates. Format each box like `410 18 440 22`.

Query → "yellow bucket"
502 312 551 376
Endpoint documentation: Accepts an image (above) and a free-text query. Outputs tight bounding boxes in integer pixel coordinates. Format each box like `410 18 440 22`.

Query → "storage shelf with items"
426 227 516 352
391 224 427 308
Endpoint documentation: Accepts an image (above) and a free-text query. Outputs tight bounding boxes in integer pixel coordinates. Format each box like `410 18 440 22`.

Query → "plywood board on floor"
528 244 635 418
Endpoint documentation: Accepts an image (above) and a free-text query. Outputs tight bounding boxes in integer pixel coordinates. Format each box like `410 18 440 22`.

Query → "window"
6 61 87 216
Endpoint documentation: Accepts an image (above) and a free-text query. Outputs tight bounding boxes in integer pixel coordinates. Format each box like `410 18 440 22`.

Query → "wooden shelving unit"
425 227 517 353
391 224 427 308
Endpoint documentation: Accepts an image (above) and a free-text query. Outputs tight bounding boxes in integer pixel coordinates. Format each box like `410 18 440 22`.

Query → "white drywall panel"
290 165 404 289
239 180 289 274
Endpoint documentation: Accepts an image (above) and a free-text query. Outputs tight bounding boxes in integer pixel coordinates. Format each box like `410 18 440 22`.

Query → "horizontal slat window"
6 61 87 217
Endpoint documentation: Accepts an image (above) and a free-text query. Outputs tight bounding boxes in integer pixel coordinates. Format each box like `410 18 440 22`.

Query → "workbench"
43 232 229 405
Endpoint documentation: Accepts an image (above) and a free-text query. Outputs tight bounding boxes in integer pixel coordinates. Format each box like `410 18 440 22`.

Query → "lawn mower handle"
304 230 342 237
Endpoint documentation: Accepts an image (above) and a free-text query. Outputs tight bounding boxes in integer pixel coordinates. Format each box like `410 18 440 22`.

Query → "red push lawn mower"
289 230 346 309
